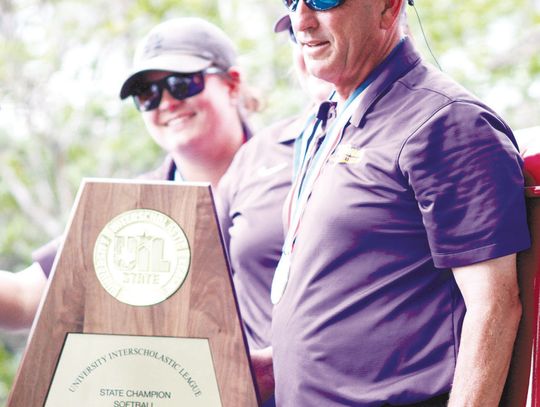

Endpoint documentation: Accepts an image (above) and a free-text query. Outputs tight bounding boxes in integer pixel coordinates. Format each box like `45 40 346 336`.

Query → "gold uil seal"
93 209 190 306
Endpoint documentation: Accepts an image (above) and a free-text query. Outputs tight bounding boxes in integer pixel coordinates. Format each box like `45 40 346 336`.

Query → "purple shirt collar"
351 37 421 127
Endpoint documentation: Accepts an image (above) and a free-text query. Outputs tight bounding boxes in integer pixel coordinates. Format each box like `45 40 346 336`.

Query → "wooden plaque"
7 179 258 407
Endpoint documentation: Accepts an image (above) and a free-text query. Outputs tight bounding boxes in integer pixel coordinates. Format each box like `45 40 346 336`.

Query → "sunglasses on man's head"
131 68 224 112
283 0 344 12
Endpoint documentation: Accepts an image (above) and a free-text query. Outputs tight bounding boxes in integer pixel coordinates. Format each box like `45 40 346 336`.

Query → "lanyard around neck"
271 79 374 304
292 91 337 179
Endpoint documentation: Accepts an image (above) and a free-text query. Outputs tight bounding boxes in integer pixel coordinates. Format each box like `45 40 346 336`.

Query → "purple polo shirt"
217 117 299 349
271 38 530 406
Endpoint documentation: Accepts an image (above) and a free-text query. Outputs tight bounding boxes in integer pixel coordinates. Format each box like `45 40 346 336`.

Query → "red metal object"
500 153 540 407
525 154 540 407
526 192 540 407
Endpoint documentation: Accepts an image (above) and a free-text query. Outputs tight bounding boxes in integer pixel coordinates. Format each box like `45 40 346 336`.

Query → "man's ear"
380 0 403 29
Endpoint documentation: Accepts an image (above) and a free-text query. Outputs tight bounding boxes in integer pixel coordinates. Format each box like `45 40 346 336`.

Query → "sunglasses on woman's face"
283 0 344 12
131 68 223 112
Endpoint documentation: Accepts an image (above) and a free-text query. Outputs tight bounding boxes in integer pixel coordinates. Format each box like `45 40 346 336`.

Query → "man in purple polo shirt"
268 0 530 406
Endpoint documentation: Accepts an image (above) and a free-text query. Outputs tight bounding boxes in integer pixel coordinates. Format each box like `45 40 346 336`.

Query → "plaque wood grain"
7 179 258 407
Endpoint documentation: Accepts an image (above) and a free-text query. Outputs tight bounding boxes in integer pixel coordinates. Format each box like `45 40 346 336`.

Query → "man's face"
289 0 395 97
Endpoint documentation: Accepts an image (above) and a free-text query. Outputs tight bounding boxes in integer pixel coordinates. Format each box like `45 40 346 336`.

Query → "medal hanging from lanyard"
271 82 373 305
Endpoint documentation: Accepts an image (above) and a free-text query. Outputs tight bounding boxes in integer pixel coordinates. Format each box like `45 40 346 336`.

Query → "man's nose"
290 1 319 37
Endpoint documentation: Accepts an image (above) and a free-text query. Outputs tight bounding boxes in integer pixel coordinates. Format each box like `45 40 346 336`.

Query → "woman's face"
140 70 241 158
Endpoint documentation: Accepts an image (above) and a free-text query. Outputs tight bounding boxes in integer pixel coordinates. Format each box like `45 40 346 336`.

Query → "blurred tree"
407 0 540 127
0 0 538 403
0 341 17 403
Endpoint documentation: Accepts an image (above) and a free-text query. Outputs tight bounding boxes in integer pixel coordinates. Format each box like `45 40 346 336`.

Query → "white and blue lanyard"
291 89 337 178
271 79 375 305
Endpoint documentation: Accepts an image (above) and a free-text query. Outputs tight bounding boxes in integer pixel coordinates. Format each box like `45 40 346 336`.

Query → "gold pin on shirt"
329 144 365 165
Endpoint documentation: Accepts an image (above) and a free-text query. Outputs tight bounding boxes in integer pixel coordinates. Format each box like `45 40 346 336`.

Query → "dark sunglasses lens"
131 72 206 111
133 83 161 112
167 74 204 100
306 0 342 10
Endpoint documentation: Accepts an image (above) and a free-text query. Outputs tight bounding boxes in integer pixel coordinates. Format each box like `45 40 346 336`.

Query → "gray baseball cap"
120 17 237 99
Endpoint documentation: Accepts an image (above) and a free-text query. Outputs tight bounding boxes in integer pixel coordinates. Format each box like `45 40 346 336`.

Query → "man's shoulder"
399 61 477 106
387 61 508 130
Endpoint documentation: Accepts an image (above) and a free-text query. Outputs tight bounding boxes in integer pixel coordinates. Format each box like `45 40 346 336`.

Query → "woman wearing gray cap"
120 17 253 187
0 17 255 328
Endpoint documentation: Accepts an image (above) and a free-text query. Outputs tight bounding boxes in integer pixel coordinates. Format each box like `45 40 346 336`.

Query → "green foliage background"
0 0 539 403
